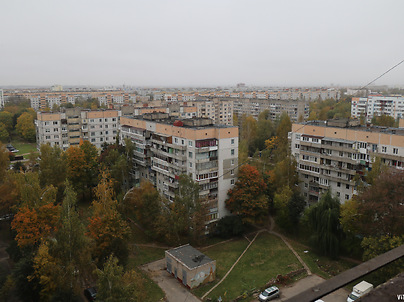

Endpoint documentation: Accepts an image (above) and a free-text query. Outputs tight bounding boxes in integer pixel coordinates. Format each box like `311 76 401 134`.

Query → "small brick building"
165 244 216 289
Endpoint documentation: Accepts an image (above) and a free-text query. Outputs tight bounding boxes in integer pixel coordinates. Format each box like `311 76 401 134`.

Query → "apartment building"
0 89 4 108
187 99 233 126
5 90 138 110
120 113 239 223
232 98 309 122
36 108 120 150
290 119 404 204
351 95 404 123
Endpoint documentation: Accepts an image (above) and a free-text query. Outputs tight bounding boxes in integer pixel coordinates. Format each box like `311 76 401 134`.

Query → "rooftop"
298 119 404 136
166 244 214 270
123 113 234 129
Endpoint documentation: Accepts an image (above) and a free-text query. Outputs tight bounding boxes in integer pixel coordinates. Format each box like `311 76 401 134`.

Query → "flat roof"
297 120 404 136
122 115 235 129
166 244 214 270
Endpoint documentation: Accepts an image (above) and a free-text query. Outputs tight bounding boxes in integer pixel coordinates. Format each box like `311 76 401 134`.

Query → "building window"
346 184 349 189
230 169 234 175
382 146 387 153
337 192 340 197
91 138 95 142
231 159 235 165
345 194 350 200
182 139 184 145
231 149 235 156
175 138 178 143
231 138 234 144
337 182 341 187
45 136 51 139
231 179 235 185
189 162 192 168
393 148 399 154
188 152 192 158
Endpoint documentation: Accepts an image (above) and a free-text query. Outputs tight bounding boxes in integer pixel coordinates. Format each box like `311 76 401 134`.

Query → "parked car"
84 287 97 301
6 144 19 153
259 286 280 301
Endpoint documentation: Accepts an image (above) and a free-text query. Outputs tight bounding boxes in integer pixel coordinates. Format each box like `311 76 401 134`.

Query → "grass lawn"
201 233 303 302
128 246 166 267
192 238 250 298
9 140 37 155
140 269 165 302
288 239 358 279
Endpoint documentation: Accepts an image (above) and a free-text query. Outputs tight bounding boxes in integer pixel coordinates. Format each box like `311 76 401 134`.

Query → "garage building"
165 244 216 289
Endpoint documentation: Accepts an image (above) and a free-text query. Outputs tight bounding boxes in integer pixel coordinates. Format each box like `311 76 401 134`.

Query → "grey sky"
1 0 404 87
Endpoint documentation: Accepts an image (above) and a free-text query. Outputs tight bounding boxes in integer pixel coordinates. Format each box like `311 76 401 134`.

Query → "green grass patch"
192 238 249 298
140 269 165 302
288 239 357 279
128 246 166 267
204 233 303 302
10 141 37 155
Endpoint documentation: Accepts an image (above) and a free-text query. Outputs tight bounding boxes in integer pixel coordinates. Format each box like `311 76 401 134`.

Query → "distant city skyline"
2 1 404 87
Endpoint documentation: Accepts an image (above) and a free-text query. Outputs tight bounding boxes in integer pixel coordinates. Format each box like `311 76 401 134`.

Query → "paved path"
142 259 201 302
250 275 349 302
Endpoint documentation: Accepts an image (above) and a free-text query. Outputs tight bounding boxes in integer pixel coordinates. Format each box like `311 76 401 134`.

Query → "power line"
357 59 404 91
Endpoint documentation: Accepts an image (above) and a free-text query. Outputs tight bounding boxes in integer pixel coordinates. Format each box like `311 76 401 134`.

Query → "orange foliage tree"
225 164 268 224
11 203 60 248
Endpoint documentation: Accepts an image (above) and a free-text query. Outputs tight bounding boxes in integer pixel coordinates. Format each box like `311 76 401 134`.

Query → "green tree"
160 175 207 245
96 255 146 302
88 171 130 266
306 191 342 258
361 235 404 284
0 123 9 143
124 181 161 237
16 112 36 142
274 112 291 162
53 182 92 293
0 111 14 133
39 144 66 190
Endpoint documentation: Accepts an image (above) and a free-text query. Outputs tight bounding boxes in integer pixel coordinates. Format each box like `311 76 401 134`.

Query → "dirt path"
201 230 264 300
268 216 312 275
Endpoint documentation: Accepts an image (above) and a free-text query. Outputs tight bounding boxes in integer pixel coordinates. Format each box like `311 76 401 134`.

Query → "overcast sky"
1 0 404 87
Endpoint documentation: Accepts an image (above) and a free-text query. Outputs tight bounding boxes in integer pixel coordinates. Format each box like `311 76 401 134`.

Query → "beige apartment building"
290 120 404 204
120 113 238 223
36 108 120 150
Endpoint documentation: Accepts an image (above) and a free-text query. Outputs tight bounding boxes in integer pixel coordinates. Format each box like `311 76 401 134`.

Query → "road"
252 274 350 302
142 259 201 302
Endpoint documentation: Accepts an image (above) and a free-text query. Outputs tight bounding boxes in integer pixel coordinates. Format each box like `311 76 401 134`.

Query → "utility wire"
356 59 404 91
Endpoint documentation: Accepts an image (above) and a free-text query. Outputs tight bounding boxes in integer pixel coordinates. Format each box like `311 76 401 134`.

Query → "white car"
259 286 280 301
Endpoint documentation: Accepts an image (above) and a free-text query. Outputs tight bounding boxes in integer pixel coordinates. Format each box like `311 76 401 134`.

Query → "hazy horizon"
2 1 404 87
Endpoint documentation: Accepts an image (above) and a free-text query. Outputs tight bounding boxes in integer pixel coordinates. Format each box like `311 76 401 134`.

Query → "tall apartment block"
351 95 404 123
36 108 120 150
120 113 239 223
289 119 404 204
0 89 4 109
187 99 234 126
232 98 309 122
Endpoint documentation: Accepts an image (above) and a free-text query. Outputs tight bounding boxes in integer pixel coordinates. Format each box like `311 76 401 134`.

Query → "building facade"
232 98 309 122
0 89 4 109
36 109 120 150
120 113 238 223
290 120 404 204
351 95 404 123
